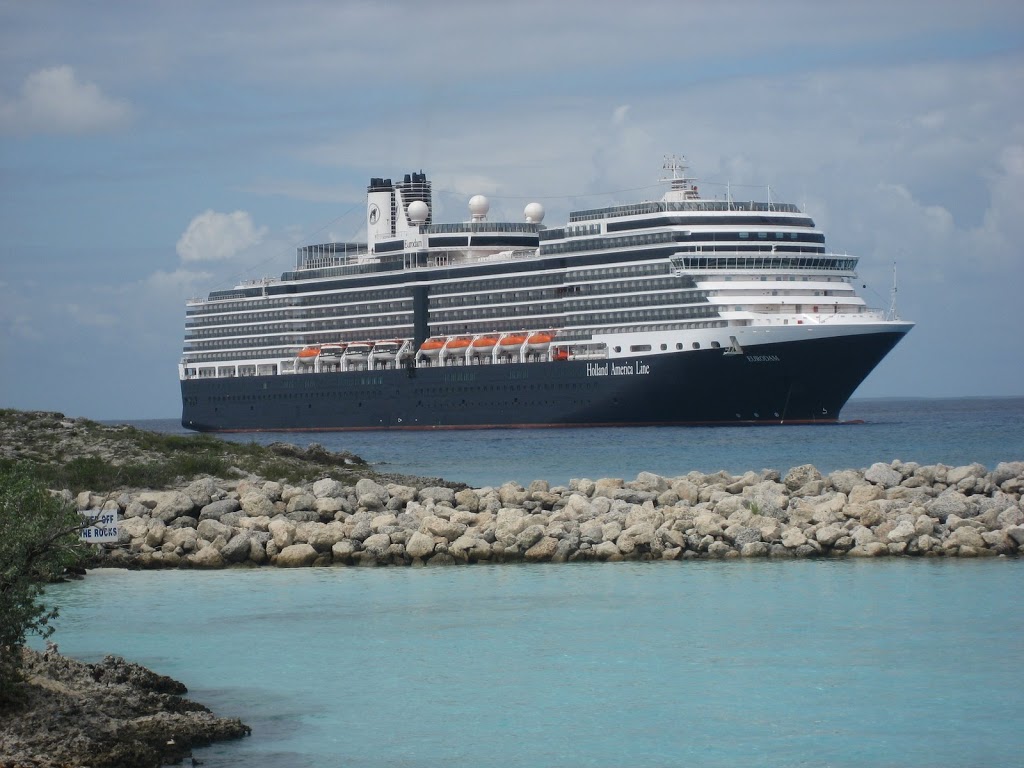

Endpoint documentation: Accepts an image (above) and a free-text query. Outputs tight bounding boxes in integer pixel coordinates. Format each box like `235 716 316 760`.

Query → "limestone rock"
814 524 845 547
946 463 987 486
991 461 1024 487
740 541 770 557
361 533 392 557
926 491 972 521
421 514 466 542
784 464 822 491
164 527 198 552
240 491 275 518
152 491 196 523
781 528 807 549
524 536 559 561
419 486 457 506
455 488 480 512
632 471 669 493
593 540 622 560
312 478 345 498
848 542 888 557
849 483 884 504
197 518 232 542
829 469 863 495
405 531 437 559
276 543 318 567
945 526 985 550
268 519 295 549
189 546 225 568
221 533 252 563
864 463 902 489
516 524 546 550
887 520 917 543
199 498 241 521
355 478 389 506
331 539 356 561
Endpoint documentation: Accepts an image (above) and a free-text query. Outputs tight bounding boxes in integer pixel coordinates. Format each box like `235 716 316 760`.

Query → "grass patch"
2 409 460 494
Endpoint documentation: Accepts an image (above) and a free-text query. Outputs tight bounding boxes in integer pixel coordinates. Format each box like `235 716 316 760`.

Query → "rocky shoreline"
0 646 250 768
74 460 1024 567
3 411 1022 765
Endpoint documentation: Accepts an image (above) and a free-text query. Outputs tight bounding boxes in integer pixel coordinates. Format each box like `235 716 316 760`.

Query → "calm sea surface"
39 396 1022 766
130 396 1024 488
39 561 1024 768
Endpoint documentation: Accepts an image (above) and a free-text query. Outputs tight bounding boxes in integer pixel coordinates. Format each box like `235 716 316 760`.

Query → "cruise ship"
180 156 912 431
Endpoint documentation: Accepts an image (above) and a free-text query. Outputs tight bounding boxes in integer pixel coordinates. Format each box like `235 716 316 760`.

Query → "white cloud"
66 303 118 328
0 65 133 135
176 210 267 263
144 268 216 298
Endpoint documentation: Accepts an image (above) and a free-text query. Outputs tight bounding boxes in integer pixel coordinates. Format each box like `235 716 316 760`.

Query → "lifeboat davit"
526 332 554 350
296 345 320 365
419 337 446 357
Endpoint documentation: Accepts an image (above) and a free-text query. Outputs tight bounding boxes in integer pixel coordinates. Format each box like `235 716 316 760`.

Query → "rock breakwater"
75 460 1024 567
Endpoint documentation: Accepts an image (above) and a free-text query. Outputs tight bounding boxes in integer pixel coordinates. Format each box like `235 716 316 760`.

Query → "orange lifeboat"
419 337 446 357
499 333 527 348
526 331 554 350
296 345 320 365
471 336 498 350
552 346 570 361
446 337 472 351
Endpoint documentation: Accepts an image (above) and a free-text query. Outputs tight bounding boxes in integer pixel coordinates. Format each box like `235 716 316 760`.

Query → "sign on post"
80 509 119 543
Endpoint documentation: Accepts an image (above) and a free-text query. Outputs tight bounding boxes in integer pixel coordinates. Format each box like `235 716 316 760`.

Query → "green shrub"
0 463 89 708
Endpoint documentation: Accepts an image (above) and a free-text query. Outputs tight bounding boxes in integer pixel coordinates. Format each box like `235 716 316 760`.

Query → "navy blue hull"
181 331 906 431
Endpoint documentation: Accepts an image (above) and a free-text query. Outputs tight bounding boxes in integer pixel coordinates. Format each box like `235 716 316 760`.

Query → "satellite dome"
407 200 429 225
468 195 489 220
524 202 545 223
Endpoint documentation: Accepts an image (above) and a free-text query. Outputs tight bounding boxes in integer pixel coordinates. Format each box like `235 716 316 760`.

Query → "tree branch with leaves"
1 463 90 708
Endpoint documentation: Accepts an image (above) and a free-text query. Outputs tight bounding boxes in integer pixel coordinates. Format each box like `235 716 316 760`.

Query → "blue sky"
1 0 1022 420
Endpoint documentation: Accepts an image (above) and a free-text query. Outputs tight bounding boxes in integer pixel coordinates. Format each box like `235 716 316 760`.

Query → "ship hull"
181 329 907 431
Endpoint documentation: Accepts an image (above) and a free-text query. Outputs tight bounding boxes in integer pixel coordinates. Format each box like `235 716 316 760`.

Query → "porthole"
711 341 721 349
692 342 700 350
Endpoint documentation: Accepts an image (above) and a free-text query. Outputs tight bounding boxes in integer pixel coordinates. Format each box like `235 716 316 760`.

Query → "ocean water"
41 395 1021 766
38 560 1024 767
132 396 1024 488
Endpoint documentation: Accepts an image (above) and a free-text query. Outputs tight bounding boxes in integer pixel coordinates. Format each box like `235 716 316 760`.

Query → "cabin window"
630 344 651 352
692 342 700 350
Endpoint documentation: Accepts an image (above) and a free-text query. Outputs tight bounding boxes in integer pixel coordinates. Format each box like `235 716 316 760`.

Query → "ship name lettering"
586 363 609 377
745 355 781 363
